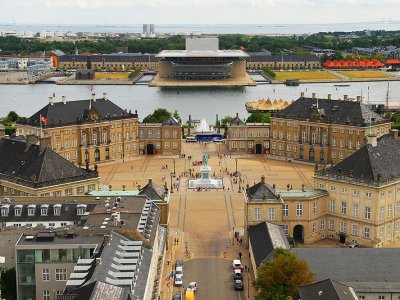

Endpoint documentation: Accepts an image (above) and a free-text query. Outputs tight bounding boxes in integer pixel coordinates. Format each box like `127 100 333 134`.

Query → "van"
186 137 196 143
185 290 195 300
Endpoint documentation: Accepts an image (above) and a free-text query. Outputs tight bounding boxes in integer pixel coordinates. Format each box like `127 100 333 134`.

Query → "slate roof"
0 138 97 188
230 114 245 126
321 134 400 182
246 177 280 201
248 222 290 267
247 53 321 63
58 53 159 63
299 279 358 300
0 203 97 223
273 97 386 127
59 281 130 300
162 116 180 126
26 97 137 127
138 179 167 201
292 248 400 286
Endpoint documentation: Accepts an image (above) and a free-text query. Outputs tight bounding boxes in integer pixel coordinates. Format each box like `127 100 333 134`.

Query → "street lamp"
238 175 242 193
235 158 238 176
173 158 176 177
170 172 174 193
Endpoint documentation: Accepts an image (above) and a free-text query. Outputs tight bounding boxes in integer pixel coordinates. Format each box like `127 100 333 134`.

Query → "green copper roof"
88 190 140 196
276 189 328 199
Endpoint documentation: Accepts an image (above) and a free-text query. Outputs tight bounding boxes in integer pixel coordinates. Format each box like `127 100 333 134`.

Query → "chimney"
103 92 108 100
300 92 305 98
148 178 153 185
62 96 66 104
39 137 52 152
104 234 111 244
391 129 399 140
49 96 54 105
367 134 378 147
261 175 265 184
96 258 102 265
312 93 316 99
356 96 361 103
327 94 332 101
344 95 348 101
92 93 96 102
25 134 37 151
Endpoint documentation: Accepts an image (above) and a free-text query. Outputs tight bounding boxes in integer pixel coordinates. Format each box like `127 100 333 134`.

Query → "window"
380 206 384 221
301 131 307 143
77 204 87 215
365 207 371 220
42 268 50 281
339 151 344 159
364 227 370 239
41 205 48 216
49 223 55 228
254 208 261 221
92 131 97 145
380 227 384 238
312 222 317 233
268 208 276 221
378 296 385 300
353 189 359 196
339 138 344 148
352 204 359 218
329 219 335 231
296 204 303 216
43 290 50 300
341 202 347 214
57 291 64 296
329 200 335 212
313 202 318 215
330 185 336 191
311 131 317 144
28 206 35 216
165 130 170 138
54 205 61 216
365 192 372 198
55 268 67 281
282 204 288 217
332 137 336 146
320 219 325 230
351 224 358 236
248 141 254 149
339 221 346 233
14 206 22 216
165 142 170 150
281 225 288 235
388 204 393 218
341 187 347 193
319 183 325 189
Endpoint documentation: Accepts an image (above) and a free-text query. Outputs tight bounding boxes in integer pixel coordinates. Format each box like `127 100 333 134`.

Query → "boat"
285 79 300 86
334 84 351 87
245 98 292 113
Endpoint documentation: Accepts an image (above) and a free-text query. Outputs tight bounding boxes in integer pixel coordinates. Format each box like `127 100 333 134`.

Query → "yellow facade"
227 123 270 154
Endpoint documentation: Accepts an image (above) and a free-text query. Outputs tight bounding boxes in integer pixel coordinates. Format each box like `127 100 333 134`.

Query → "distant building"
75 69 95 80
299 279 358 300
246 53 321 70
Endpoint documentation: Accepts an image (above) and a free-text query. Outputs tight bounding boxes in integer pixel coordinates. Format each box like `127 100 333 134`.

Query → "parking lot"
172 258 246 300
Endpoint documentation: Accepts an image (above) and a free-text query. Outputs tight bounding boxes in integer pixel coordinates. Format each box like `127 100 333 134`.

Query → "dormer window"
77 204 87 216
14 205 23 216
1 205 10 217
53 204 62 216
27 205 36 216
41 204 49 216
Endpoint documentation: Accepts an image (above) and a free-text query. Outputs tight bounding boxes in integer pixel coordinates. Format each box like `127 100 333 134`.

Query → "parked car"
234 278 244 290
348 243 359 248
233 269 242 280
232 259 243 271
175 266 184 276
187 281 198 293
174 274 183 287
176 258 184 267
186 137 197 143
172 292 182 300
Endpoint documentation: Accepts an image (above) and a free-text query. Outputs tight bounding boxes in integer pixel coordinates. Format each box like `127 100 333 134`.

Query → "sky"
0 0 399 25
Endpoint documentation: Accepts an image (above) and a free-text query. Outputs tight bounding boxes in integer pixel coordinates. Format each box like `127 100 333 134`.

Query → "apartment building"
0 136 99 197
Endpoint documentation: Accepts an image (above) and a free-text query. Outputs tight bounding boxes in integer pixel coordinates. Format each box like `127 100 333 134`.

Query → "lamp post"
235 158 238 176
173 158 176 177
238 175 242 193
170 172 174 193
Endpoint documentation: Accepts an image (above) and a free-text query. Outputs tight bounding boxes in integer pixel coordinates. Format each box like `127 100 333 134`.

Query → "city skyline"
1 0 400 25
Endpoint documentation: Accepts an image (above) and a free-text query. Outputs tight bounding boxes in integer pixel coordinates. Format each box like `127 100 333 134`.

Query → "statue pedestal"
188 164 223 189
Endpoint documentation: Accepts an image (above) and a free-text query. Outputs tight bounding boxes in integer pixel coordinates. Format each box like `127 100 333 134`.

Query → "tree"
221 116 233 127
173 110 181 123
246 112 270 124
142 108 171 123
0 268 17 300
255 248 314 300
7 111 18 122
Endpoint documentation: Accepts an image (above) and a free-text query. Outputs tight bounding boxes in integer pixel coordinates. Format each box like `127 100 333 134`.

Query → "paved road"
173 258 246 300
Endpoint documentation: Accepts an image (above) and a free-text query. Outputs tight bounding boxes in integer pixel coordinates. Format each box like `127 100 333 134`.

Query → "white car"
175 266 183 276
174 274 183 287
232 259 243 271
187 281 198 293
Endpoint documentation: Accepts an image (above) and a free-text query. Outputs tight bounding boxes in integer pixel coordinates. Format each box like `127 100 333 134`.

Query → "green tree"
221 116 233 127
255 248 314 300
0 268 17 300
6 111 19 122
246 112 270 124
142 108 171 123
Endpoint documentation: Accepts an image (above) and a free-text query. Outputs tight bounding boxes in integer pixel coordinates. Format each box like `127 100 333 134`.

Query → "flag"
40 114 48 125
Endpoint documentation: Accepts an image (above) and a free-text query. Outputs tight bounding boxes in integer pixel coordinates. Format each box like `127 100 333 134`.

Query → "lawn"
275 71 339 81
338 71 393 79
95 72 129 79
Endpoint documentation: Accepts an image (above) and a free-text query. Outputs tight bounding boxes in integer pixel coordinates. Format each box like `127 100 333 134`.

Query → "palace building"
0 136 99 197
16 94 181 165
227 92 391 163
244 130 400 248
